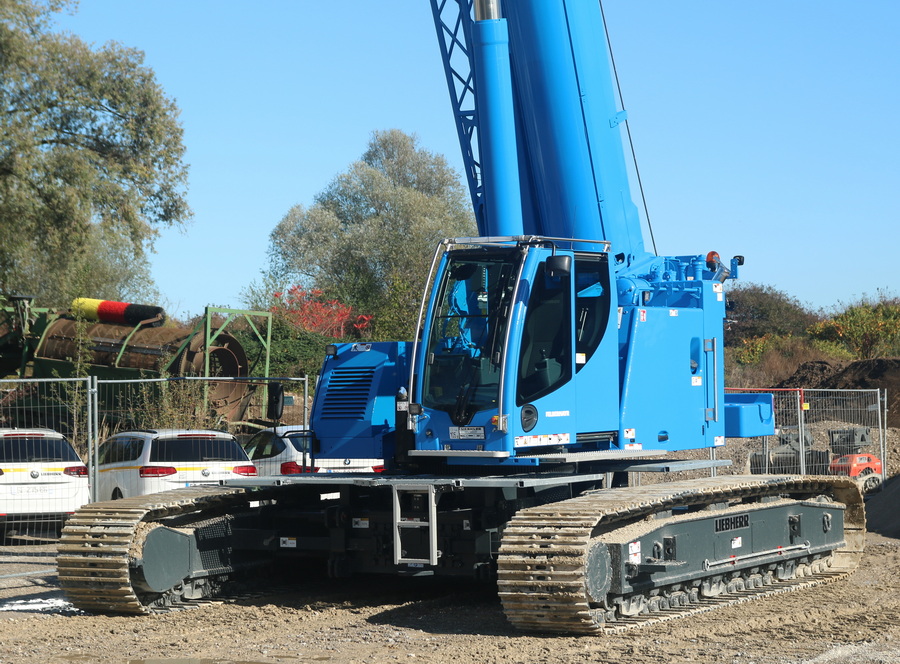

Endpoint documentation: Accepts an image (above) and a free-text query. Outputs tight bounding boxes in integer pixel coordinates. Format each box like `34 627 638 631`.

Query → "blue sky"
55 1 899 320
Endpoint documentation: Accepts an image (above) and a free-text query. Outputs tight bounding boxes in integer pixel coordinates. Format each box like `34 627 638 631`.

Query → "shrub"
807 292 900 359
725 334 852 388
724 283 819 347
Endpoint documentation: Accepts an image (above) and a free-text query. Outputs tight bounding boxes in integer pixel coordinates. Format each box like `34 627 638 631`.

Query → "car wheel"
861 473 883 494
111 488 124 500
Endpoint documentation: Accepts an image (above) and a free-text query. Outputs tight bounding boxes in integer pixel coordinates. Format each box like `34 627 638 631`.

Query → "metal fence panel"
0 377 92 583
94 376 309 437
727 387 887 493
0 379 887 587
0 374 308 584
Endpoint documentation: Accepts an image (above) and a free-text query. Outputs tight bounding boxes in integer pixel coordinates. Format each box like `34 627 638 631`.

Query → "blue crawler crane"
59 1 865 634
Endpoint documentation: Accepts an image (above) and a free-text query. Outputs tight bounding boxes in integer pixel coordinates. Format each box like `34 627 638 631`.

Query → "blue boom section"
505 1 643 259
431 0 645 261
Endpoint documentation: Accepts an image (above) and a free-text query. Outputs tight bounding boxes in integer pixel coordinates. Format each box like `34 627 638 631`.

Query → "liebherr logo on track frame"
714 513 750 533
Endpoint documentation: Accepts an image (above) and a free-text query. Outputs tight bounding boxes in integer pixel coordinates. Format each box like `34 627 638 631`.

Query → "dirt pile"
779 358 900 426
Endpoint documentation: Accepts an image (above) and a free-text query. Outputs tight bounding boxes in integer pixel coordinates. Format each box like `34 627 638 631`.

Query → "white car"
96 429 257 500
0 428 90 535
242 425 384 476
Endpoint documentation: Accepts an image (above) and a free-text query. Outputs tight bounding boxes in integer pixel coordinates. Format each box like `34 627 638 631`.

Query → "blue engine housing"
311 342 411 461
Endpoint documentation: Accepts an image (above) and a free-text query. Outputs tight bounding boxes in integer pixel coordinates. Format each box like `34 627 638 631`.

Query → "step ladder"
392 484 439 566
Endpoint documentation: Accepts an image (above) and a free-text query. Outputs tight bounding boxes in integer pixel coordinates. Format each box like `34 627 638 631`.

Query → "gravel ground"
1 428 898 664
0 522 898 663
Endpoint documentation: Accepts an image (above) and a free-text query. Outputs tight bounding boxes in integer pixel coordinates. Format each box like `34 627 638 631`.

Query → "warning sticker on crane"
628 541 641 564
514 433 570 447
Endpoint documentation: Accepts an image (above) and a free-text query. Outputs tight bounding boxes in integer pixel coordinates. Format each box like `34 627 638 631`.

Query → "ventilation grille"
320 369 375 420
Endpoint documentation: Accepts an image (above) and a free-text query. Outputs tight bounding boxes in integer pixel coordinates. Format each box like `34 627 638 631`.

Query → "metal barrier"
0 375 308 585
722 388 888 493
0 377 94 582
601 388 888 493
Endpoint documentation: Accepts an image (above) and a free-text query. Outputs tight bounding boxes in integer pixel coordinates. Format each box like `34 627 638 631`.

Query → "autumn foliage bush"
273 286 371 338
726 334 852 387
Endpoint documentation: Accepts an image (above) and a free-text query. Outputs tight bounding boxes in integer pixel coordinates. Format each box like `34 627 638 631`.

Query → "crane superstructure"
57 0 865 634
403 0 748 465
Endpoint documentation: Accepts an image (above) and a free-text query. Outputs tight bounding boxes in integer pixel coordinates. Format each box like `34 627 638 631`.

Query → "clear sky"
55 1 899 320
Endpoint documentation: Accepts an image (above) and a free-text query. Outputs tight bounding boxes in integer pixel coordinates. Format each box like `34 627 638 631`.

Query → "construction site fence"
0 375 309 583
613 388 887 493
719 388 888 482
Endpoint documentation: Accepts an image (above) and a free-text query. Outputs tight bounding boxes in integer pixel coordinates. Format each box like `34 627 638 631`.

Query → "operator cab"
409 237 619 465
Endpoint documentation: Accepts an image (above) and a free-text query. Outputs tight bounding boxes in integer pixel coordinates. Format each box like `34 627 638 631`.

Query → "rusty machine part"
33 319 252 421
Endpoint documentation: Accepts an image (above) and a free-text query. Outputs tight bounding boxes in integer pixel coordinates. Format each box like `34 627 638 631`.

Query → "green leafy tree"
724 283 819 347
808 292 900 359
0 0 190 305
13 223 160 305
261 129 476 341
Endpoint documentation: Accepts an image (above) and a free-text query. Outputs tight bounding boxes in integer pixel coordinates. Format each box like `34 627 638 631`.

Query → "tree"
724 283 819 347
262 129 476 340
13 223 160 305
0 0 190 306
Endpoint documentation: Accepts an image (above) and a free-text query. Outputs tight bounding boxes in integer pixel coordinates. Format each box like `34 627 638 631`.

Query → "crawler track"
57 486 252 614
497 475 865 634
57 475 864 632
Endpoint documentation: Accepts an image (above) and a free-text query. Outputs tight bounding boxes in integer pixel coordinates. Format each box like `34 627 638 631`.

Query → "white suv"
242 425 384 476
96 429 257 500
0 428 90 534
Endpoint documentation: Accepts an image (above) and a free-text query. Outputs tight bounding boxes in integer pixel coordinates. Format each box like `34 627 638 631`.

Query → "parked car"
0 428 89 534
829 452 883 493
96 429 256 500
241 425 383 476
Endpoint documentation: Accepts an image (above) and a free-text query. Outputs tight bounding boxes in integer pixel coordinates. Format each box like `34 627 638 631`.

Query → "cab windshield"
421 249 520 425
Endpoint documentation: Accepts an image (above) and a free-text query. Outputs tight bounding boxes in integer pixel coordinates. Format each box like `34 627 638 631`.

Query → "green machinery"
0 295 273 425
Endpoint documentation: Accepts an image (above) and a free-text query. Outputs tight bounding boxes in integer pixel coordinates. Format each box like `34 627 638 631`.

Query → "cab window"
517 261 572 405
574 254 611 371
